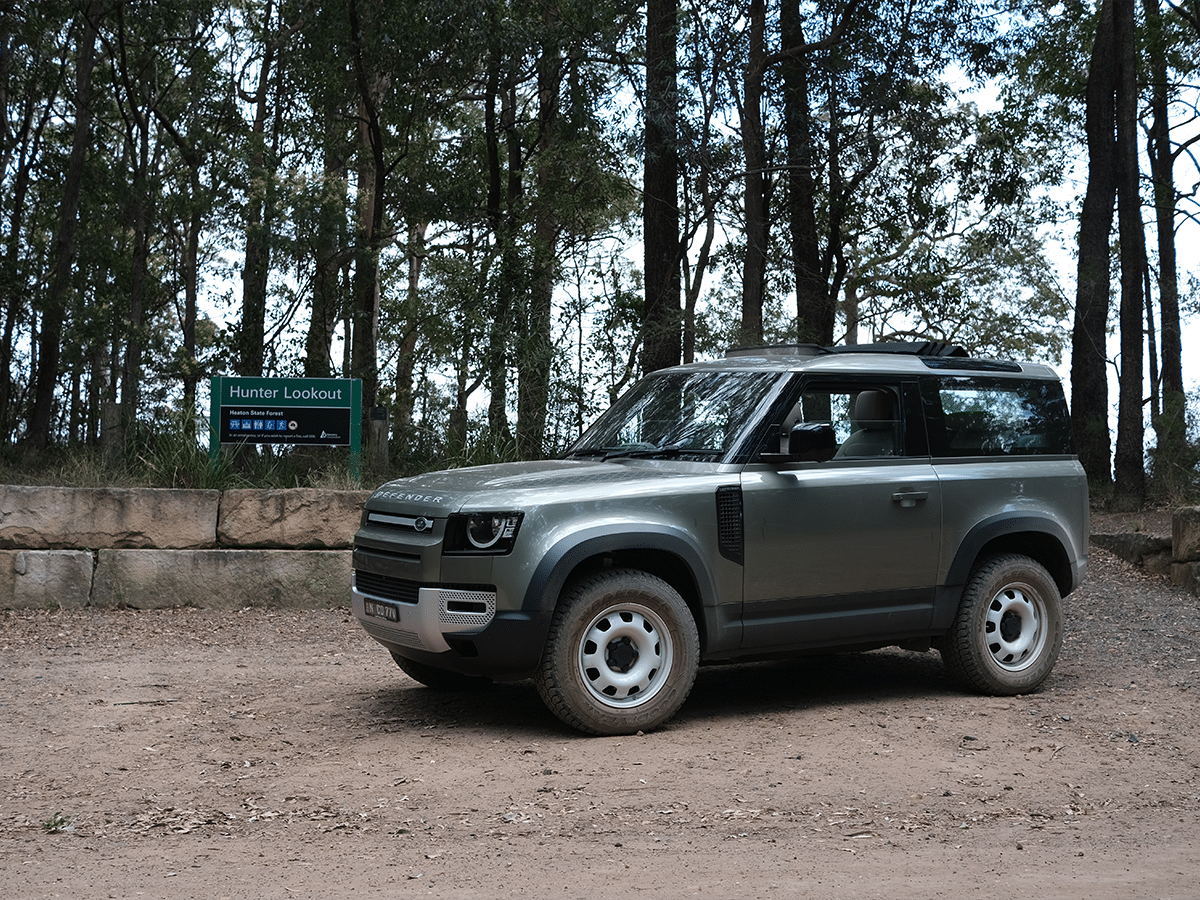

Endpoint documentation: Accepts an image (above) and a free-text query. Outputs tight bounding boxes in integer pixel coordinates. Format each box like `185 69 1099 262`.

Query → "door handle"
891 489 929 508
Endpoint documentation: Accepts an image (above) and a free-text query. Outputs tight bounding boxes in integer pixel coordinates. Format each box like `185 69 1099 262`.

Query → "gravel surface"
2 544 1198 899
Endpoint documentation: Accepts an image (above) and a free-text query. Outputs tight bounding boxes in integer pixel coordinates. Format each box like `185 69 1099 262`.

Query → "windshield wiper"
563 448 612 458
603 442 693 461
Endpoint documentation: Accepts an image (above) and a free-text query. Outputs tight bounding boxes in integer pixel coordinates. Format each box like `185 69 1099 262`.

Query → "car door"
739 378 941 652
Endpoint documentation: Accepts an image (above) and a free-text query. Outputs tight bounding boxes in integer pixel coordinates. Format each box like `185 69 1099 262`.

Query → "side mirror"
788 423 836 461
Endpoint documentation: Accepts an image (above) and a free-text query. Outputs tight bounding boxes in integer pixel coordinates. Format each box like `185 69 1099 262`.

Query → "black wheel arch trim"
938 513 1083 628
521 524 723 638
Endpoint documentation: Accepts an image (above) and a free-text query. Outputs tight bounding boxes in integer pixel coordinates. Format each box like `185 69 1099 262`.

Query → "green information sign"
209 376 363 473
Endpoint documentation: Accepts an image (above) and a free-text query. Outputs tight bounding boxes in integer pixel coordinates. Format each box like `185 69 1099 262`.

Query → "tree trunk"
781 2 830 346
642 0 681 373
26 2 101 451
485 56 519 453
347 0 388 413
181 194 200 441
393 221 426 455
120 121 154 432
1142 0 1185 458
516 37 561 459
305 100 348 379
1071 0 1116 487
1112 0 1146 509
739 0 768 345
238 0 276 378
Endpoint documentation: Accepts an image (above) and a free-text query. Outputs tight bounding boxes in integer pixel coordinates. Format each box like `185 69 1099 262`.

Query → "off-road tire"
941 553 1062 695
535 568 699 736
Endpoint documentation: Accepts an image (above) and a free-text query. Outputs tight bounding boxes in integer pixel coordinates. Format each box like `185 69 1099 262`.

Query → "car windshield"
566 370 782 461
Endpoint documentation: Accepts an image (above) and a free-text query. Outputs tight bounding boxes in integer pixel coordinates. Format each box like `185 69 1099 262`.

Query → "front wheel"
535 569 699 735
940 553 1062 695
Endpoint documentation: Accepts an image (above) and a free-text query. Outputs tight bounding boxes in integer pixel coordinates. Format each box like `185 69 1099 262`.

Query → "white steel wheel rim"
984 583 1047 672
577 602 674 709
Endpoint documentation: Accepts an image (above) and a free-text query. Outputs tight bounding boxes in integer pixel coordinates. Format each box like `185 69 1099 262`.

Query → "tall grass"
1 408 527 490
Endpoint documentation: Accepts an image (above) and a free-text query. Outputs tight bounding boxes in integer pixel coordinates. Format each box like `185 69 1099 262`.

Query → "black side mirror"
788 423 836 461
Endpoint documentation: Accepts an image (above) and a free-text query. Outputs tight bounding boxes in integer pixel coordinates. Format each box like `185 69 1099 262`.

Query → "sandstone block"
0 550 94 609
1090 531 1171 567
0 485 218 550
1170 561 1200 595
92 549 351 609
218 489 370 549
1172 506 1200 563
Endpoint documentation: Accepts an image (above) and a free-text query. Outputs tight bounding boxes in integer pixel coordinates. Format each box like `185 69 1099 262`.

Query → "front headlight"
445 512 523 555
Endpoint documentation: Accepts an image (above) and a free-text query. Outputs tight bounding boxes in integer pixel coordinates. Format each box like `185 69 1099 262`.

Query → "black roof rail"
825 341 969 358
726 340 970 359
724 344 829 358
722 340 1029 371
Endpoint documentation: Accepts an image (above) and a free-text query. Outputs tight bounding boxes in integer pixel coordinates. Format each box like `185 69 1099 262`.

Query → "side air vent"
715 485 744 565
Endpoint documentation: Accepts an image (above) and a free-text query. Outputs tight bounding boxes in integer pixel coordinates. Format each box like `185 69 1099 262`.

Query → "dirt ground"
2 543 1199 900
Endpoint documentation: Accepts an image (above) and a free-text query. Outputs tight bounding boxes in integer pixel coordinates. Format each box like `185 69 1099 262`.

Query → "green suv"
351 343 1088 735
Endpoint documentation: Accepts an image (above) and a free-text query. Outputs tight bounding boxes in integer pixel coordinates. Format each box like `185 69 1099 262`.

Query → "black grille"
354 571 495 605
354 571 420 605
715 485 743 565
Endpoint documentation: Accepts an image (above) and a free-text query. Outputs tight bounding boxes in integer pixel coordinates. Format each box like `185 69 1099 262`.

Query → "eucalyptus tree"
683 0 1051 354
1113 0 1147 508
1143 0 1200 483
1 1 70 443
643 0 682 373
1010 0 1200 492
23 1 104 451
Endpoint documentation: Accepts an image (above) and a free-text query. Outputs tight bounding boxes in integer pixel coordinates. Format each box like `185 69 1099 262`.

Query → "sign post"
209 377 363 478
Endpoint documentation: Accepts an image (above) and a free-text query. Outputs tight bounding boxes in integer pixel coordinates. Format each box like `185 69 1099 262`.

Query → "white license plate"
363 598 400 623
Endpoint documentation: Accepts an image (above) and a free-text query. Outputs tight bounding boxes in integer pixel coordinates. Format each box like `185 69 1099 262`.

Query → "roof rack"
724 344 828 358
726 340 968 359
825 341 969 358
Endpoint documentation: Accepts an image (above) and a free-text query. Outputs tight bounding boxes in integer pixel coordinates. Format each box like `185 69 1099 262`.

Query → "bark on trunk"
781 2 831 346
642 0 681 373
1071 0 1117 487
26 3 102 451
739 0 768 345
1112 0 1146 509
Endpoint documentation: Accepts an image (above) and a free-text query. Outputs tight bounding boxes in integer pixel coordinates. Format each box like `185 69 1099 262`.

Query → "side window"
779 385 904 460
923 376 1074 457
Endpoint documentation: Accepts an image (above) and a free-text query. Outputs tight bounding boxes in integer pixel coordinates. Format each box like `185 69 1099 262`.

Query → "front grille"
354 571 495 607
354 571 419 605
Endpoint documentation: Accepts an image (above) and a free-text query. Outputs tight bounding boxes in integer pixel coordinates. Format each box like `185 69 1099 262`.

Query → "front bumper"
351 576 496 654
350 550 552 679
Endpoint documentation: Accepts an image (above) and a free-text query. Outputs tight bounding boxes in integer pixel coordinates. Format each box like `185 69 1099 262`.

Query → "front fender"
521 525 734 654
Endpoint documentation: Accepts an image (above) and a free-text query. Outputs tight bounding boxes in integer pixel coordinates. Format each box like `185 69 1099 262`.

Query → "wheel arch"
944 513 1081 600
523 526 718 650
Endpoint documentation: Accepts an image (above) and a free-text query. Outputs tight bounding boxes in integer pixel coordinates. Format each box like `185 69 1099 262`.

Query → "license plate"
363 598 400 623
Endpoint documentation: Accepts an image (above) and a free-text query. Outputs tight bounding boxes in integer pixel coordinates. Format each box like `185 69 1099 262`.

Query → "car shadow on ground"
675 648 953 727
345 647 953 737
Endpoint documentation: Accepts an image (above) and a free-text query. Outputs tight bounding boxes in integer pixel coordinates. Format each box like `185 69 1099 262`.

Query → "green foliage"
4 0 1193 486
41 812 74 834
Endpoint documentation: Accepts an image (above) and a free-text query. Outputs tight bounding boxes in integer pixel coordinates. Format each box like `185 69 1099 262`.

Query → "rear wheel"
390 652 490 691
941 553 1062 695
535 569 699 735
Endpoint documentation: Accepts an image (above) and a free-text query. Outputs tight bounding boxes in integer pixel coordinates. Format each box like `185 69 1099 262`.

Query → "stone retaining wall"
1 486 369 610
1076 506 1200 596
3 487 1199 610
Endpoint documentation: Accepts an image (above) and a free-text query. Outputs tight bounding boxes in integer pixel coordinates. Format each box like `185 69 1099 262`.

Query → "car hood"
366 459 704 516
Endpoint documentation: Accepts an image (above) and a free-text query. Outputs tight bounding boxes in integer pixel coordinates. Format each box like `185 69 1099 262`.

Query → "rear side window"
922 376 1074 457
